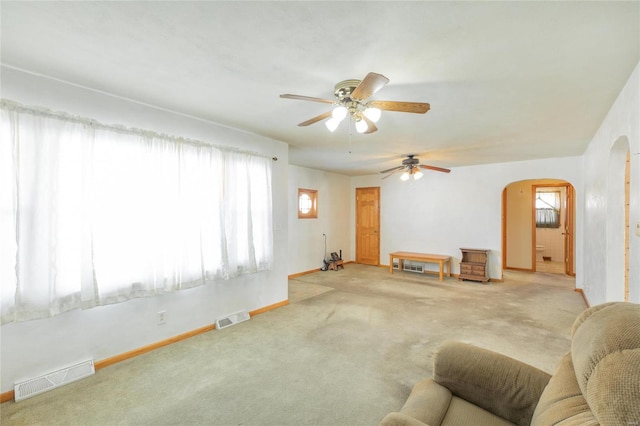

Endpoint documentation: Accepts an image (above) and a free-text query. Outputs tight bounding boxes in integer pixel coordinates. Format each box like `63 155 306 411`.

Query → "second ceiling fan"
380 155 450 181
280 72 430 134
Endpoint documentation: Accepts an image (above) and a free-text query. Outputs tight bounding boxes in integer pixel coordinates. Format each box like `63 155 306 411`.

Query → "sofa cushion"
570 302 640 425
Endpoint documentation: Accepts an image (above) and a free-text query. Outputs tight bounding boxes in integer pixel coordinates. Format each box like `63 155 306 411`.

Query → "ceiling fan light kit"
363 107 381 123
354 118 369 134
280 72 430 135
325 117 341 132
401 168 424 181
332 106 348 121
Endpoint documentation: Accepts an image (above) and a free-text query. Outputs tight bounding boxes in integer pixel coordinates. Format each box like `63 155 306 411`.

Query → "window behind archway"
535 191 561 228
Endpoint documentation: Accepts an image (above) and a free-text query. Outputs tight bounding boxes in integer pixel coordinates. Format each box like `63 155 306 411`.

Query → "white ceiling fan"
280 72 430 134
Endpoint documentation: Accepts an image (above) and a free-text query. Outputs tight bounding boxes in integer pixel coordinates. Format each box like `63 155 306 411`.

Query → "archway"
502 179 575 276
608 137 630 301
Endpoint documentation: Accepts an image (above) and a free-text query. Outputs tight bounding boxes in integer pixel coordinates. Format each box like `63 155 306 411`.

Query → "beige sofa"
380 302 640 426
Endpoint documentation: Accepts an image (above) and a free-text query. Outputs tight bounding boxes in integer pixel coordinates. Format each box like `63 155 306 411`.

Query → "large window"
0 101 273 324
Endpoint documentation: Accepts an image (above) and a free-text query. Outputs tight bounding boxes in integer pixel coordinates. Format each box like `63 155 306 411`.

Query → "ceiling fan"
380 155 451 181
280 72 430 134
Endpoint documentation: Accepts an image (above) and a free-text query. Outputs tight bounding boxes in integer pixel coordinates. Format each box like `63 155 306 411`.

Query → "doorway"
533 184 574 275
355 187 380 265
503 179 575 275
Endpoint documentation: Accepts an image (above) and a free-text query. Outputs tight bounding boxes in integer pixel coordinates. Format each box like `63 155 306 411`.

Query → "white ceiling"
1 1 639 175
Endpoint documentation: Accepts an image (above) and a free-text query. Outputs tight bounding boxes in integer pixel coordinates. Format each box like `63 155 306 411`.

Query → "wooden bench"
389 251 451 281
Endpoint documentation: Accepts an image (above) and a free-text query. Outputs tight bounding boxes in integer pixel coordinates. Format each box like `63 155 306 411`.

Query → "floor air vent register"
14 360 95 401
392 261 425 273
216 310 250 330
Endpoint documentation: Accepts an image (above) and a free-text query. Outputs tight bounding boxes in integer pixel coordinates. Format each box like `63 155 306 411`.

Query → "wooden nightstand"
459 248 490 283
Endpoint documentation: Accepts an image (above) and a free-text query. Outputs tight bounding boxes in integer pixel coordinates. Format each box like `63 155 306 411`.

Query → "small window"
298 188 317 219
536 191 560 228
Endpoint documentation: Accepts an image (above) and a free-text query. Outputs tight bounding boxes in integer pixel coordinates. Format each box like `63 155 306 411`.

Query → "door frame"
531 182 575 276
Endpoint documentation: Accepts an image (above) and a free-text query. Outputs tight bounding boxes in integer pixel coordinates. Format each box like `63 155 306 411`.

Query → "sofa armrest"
433 341 551 426
380 412 430 426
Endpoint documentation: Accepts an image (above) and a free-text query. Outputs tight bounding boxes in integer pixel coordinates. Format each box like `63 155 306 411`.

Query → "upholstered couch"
380 302 640 426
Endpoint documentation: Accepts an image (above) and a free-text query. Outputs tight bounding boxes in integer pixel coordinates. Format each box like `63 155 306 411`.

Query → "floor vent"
216 310 250 330
393 261 425 273
14 360 95 401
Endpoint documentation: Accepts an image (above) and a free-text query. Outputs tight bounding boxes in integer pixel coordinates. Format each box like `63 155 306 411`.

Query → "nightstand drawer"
460 264 474 274
471 265 486 274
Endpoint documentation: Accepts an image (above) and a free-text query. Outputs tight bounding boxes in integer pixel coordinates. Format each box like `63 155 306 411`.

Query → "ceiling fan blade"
379 166 403 174
367 100 430 114
381 168 404 179
360 114 378 134
350 72 389 101
419 164 451 173
298 111 332 126
280 94 335 104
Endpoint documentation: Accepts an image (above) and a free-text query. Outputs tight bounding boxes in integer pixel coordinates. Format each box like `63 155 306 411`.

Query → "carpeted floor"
1 265 586 425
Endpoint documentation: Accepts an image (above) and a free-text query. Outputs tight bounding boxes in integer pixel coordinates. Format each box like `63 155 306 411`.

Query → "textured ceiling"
1 1 639 175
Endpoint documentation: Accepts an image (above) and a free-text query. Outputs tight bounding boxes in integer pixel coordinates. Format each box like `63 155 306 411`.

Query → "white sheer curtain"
0 101 273 324
222 151 273 278
1 109 86 321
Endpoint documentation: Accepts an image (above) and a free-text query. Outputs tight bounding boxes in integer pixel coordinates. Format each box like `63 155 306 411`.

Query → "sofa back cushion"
533 302 640 425
570 302 640 425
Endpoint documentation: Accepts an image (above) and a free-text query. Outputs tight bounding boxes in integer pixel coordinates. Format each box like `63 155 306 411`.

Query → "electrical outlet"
157 310 166 325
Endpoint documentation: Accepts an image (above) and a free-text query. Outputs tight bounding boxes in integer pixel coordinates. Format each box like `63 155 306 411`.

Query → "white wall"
582 62 640 305
350 157 583 282
0 67 289 394
287 165 351 275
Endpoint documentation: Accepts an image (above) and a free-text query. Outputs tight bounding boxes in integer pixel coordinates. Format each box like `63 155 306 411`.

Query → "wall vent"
14 360 95 401
404 262 425 273
393 261 425 273
216 310 250 330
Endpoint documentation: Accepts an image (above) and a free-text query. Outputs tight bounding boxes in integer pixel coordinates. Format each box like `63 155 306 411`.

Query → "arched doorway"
625 150 630 301
608 137 630 301
502 179 576 275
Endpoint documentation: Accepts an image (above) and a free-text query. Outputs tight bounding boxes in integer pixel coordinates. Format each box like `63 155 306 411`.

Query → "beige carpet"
1 265 586 425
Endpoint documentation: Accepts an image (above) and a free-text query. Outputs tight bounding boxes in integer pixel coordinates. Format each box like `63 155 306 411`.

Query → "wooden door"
356 187 380 265
564 184 575 276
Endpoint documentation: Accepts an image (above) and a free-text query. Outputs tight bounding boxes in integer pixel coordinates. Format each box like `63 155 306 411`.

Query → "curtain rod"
1 99 277 161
